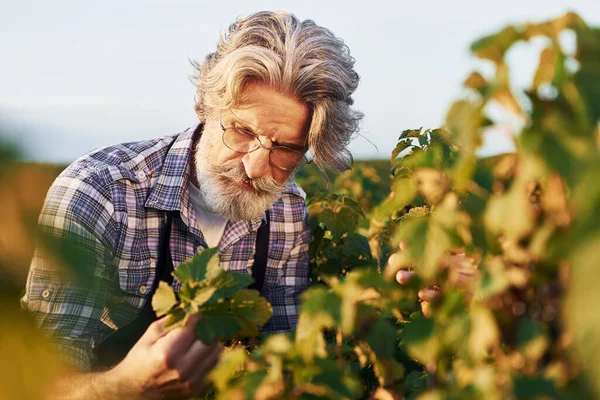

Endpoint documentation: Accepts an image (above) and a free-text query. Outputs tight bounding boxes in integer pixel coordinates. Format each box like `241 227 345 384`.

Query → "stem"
336 328 344 367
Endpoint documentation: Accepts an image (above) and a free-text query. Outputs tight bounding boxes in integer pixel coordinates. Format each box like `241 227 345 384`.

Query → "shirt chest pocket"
117 260 157 298
100 260 157 331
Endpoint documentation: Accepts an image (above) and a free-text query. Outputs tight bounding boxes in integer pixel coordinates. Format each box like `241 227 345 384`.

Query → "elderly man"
22 10 362 399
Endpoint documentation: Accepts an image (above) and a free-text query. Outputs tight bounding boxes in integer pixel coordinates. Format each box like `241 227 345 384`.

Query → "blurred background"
1 0 599 163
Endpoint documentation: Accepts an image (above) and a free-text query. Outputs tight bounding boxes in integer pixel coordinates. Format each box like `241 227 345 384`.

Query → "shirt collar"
145 125 201 212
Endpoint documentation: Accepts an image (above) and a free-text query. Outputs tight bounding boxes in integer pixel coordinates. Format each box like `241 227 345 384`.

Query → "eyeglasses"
220 115 312 171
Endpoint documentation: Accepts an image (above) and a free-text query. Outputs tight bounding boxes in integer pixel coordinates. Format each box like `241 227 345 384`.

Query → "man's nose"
242 147 271 179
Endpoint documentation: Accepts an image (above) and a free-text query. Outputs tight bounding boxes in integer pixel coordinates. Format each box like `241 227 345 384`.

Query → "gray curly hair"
191 11 363 173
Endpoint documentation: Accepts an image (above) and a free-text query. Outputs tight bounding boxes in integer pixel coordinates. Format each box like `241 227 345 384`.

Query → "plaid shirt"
21 126 311 371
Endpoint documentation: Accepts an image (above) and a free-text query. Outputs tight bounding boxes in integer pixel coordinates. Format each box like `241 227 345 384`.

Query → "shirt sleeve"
20 166 120 371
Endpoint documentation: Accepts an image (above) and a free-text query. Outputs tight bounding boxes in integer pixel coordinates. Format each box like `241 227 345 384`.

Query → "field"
2 11 600 400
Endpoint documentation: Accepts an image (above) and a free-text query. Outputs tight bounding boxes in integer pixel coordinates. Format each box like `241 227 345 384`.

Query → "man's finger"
443 252 479 271
418 288 439 302
388 252 400 267
179 340 221 379
453 270 479 285
396 270 416 284
155 313 202 356
138 316 169 346
420 301 432 318
385 250 415 281
189 342 223 393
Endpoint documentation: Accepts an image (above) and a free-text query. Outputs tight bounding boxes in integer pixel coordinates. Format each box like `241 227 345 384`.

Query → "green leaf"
533 47 558 89
342 197 365 218
164 307 187 330
152 281 178 317
176 282 196 302
238 370 268 399
512 376 558 398
521 127 583 187
445 100 484 156
354 268 396 293
399 128 423 140
395 215 431 278
366 319 397 359
402 317 435 345
195 303 241 343
310 358 362 399
573 27 600 124
470 26 521 63
301 286 342 324
209 347 248 391
341 233 372 261
317 208 337 235
190 284 219 307
262 334 293 355
318 206 360 242
468 305 500 360
295 313 333 362
517 318 544 348
401 317 440 366
391 140 414 161
205 250 224 281
294 359 362 399
210 270 255 299
403 370 428 392
230 289 273 336
389 177 418 209
172 247 219 284
451 155 477 193
464 71 488 90
566 233 600 395
337 278 364 336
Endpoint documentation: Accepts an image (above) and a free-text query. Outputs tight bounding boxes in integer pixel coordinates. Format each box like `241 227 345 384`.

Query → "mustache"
214 160 287 194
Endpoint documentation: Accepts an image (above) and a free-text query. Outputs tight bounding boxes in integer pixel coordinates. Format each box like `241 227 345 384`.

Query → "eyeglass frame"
219 114 313 171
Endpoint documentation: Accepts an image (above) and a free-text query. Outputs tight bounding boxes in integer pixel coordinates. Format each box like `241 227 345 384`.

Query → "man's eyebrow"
233 121 307 151
274 140 307 152
231 120 258 135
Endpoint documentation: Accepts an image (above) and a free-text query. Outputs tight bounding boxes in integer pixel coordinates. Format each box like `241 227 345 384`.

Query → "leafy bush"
152 12 600 399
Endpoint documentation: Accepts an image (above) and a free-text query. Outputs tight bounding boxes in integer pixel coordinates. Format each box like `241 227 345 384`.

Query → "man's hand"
388 242 480 315
109 313 223 400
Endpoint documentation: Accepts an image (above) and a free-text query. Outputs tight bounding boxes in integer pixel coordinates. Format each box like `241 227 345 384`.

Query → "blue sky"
1 0 599 163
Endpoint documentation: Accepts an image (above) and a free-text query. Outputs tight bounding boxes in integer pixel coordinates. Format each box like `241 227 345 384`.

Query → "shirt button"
139 285 148 295
41 289 51 299
136 171 146 180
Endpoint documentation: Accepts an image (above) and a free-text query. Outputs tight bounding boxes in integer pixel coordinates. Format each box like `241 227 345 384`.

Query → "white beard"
193 135 290 221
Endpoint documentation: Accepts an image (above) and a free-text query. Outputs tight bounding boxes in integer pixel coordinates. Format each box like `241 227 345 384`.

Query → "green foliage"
295 160 394 214
0 132 73 400
152 248 272 342
153 12 600 399
307 194 375 282
203 269 414 399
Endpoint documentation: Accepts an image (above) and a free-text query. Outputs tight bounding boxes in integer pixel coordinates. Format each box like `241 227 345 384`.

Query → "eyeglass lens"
223 128 306 170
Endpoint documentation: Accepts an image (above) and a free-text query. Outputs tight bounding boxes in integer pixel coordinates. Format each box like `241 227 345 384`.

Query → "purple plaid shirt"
21 126 311 371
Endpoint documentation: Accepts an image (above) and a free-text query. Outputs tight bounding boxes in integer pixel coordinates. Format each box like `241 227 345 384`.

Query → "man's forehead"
227 106 305 127
226 109 309 146
224 82 311 143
